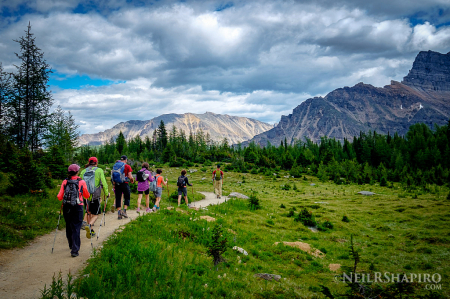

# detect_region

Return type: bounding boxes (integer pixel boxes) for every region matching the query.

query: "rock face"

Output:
[248,51,450,145]
[78,112,273,146]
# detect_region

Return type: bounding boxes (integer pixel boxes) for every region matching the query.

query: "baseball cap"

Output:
[120,155,128,160]
[68,164,80,173]
[89,157,98,163]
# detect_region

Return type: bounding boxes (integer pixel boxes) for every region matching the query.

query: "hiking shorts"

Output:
[87,199,101,215]
[114,183,131,208]
[154,187,162,198]
[138,189,150,195]
[178,187,187,196]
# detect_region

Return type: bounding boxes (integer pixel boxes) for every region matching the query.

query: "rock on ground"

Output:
[254,273,281,281]
[228,192,249,199]
[329,264,341,271]
[357,191,376,196]
[274,241,325,258]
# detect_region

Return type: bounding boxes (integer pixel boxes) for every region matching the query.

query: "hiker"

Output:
[153,168,167,211]
[80,157,109,239]
[136,162,154,213]
[212,164,224,199]
[177,169,193,207]
[111,155,134,219]
[57,164,90,257]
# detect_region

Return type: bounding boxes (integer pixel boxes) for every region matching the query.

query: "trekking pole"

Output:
[51,203,63,253]
[97,194,109,241]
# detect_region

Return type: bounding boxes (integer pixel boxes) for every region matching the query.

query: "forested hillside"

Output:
[76,120,450,188]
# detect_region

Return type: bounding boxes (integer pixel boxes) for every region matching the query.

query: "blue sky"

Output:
[0,0,449,134]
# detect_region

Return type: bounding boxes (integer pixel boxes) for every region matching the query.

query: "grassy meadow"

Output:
[39,165,449,298]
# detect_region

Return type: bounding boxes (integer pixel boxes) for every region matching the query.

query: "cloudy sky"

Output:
[1,0,449,134]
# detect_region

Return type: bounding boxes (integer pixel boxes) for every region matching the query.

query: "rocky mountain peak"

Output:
[402,50,450,92]
[247,50,450,145]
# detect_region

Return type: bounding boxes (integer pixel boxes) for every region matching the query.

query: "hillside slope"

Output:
[248,50,450,145]
[79,112,274,145]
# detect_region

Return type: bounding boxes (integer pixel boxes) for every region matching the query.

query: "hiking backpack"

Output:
[150,174,159,192]
[177,176,185,187]
[112,161,126,184]
[63,178,82,207]
[84,167,102,200]
[136,169,149,182]
[84,167,98,193]
[214,170,222,181]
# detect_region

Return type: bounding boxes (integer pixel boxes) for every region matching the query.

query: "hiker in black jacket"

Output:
[177,169,193,207]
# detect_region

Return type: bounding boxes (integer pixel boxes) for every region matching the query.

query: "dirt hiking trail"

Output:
[0,192,227,299]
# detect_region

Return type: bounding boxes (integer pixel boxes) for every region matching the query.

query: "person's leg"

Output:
[183,187,188,205]
[137,193,143,212]
[121,184,131,218]
[71,205,83,256]
[218,180,223,198]
[145,193,150,209]
[214,180,219,197]
[115,185,122,219]
[124,184,131,209]
[177,192,182,206]
[63,209,72,250]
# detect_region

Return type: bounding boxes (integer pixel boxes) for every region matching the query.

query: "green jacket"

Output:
[80,166,109,195]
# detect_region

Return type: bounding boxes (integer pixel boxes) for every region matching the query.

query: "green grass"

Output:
[0,172,63,249]
[39,165,449,298]
[2,165,447,298]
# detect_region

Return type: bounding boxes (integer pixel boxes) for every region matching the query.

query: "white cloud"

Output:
[0,0,449,135]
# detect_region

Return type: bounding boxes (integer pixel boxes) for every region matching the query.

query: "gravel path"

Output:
[0,192,227,299]
[0,210,132,299]
[190,192,228,208]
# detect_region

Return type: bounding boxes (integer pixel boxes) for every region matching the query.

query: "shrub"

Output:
[287,209,295,217]
[380,176,388,186]
[279,204,286,209]
[206,224,227,268]
[342,215,350,222]
[248,193,261,210]
[318,220,334,231]
[280,183,291,190]
[294,208,317,227]
[8,148,45,195]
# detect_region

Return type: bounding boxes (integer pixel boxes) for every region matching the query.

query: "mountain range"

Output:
[79,50,450,147]
[247,50,450,145]
[78,112,274,146]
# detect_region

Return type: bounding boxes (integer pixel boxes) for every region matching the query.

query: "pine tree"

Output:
[116,131,126,154]
[0,63,12,135]
[156,120,168,151]
[6,23,53,151]
[44,106,79,163]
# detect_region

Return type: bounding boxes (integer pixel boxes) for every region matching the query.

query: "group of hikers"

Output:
[56,155,224,257]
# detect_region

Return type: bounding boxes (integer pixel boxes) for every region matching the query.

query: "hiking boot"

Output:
[81,221,88,229]
[71,252,79,257]
[146,208,151,213]
[136,207,140,213]
[90,230,96,238]
[85,226,91,239]
[118,214,122,220]
[121,210,128,218]
[152,207,157,212]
